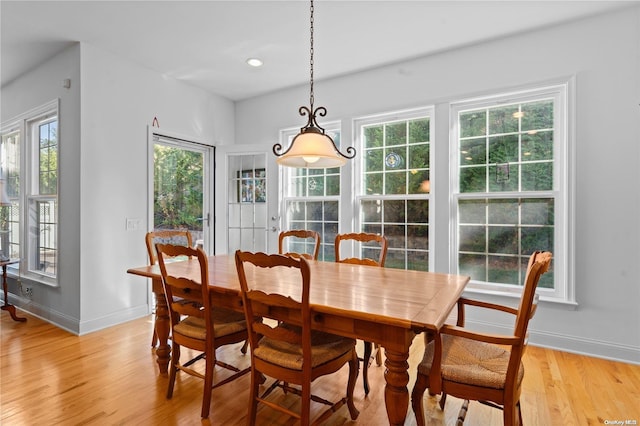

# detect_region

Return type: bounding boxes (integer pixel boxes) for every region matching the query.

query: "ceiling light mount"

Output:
[273,0,355,168]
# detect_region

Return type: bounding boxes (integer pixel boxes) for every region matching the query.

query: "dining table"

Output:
[127,253,469,425]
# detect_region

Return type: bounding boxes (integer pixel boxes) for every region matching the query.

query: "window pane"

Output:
[365,149,384,172]
[409,118,430,144]
[489,105,519,134]
[384,200,405,223]
[460,111,486,138]
[358,110,431,271]
[386,122,406,146]
[522,162,553,191]
[38,120,58,196]
[521,100,553,131]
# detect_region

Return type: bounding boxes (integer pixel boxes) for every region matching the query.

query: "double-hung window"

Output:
[354,108,433,271]
[280,123,341,261]
[0,99,59,285]
[451,84,572,302]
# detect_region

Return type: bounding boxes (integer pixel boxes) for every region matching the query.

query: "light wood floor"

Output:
[2,311,639,425]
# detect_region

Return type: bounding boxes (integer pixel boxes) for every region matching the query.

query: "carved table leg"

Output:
[152,278,170,376]
[384,348,410,426]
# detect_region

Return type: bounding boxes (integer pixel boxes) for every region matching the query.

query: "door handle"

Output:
[197,213,210,226]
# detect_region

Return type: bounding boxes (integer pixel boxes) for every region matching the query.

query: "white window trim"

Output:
[353,106,435,268]
[1,99,60,287]
[449,80,576,305]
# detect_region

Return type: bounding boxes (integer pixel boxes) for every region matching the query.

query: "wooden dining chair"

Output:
[411,251,553,426]
[157,244,250,419]
[145,229,193,347]
[278,229,321,260]
[235,251,360,425]
[334,232,388,395]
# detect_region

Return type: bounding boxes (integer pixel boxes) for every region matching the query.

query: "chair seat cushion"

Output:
[173,308,246,340]
[255,326,356,370]
[418,334,524,390]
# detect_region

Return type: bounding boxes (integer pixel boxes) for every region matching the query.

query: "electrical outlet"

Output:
[24,287,33,298]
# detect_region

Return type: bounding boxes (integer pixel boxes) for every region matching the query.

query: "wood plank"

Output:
[3,311,639,425]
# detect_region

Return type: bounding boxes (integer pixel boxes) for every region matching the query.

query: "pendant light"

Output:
[273,0,355,168]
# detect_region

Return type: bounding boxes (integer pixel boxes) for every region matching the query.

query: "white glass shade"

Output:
[276,131,347,169]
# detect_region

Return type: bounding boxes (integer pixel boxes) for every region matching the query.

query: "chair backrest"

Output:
[145,229,193,265]
[278,230,321,260]
[235,251,312,371]
[156,244,210,335]
[335,232,388,267]
[514,251,553,339]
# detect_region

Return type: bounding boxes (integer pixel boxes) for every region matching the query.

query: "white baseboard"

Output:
[465,319,640,365]
[9,294,149,336]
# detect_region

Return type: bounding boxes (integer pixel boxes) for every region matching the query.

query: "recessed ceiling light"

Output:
[246,58,263,67]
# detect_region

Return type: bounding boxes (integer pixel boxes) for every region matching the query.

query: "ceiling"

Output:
[1,1,634,101]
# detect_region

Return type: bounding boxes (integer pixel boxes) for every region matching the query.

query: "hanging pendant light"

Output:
[273,0,355,168]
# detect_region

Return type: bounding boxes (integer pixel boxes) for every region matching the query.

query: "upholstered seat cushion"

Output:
[418,334,524,390]
[173,308,247,340]
[254,325,356,370]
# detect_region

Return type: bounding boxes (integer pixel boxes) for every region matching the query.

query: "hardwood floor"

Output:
[2,311,639,425]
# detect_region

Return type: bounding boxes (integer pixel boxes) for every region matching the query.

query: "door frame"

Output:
[146,126,215,252]
[215,144,279,255]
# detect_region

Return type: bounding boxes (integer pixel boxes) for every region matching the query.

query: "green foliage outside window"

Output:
[153,145,203,230]
[457,99,555,288]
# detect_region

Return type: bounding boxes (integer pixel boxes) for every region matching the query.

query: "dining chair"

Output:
[145,229,193,347]
[156,244,250,419]
[235,250,360,425]
[411,251,553,426]
[334,232,388,395]
[278,229,321,260]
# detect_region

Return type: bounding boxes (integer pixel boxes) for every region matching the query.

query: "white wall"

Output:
[1,42,235,334]
[1,44,83,330]
[78,43,234,333]
[235,7,640,363]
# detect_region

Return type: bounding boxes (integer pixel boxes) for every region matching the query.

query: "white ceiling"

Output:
[1,0,634,101]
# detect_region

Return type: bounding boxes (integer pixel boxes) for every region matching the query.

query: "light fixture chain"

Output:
[309,0,314,110]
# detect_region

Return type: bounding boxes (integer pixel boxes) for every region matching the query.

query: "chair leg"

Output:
[301,379,312,426]
[411,373,429,426]
[346,351,360,420]
[363,341,372,395]
[167,344,179,399]
[240,339,249,354]
[375,343,382,366]
[247,368,260,425]
[201,348,214,419]
[517,400,523,426]
[456,400,469,425]
[503,400,518,426]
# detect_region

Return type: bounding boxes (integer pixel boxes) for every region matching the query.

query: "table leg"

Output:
[384,348,410,425]
[152,279,170,376]
[1,264,26,322]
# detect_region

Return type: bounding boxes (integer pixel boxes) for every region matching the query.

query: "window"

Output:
[451,84,572,302]
[355,108,433,271]
[0,99,59,285]
[280,124,341,261]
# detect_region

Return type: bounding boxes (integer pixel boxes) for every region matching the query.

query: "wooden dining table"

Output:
[127,254,469,425]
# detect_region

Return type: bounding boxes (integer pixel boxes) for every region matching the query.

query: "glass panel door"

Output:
[227,153,268,253]
[150,132,213,251]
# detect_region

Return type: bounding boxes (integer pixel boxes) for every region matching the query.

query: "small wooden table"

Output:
[1,259,26,322]
[128,254,469,425]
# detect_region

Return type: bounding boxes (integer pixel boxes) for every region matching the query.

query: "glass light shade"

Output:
[276,131,347,169]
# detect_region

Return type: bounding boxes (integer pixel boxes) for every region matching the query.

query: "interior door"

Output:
[148,129,214,252]
[215,145,279,255]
